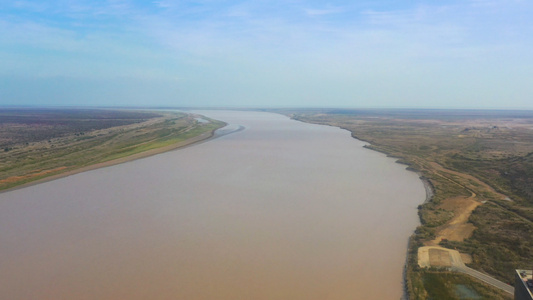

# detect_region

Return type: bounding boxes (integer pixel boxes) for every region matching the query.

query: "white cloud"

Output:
[153,1,173,9]
[2,0,533,107]
[304,6,345,16]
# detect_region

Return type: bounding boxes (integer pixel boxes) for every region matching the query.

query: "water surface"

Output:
[0,111,425,299]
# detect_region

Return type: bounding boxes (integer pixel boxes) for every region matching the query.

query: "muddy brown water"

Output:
[0,111,425,299]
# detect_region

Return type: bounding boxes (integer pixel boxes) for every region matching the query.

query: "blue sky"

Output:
[1,0,532,108]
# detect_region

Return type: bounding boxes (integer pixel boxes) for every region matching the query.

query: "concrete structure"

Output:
[515,270,533,300]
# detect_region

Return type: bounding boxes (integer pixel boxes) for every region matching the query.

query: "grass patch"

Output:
[0,109,225,191]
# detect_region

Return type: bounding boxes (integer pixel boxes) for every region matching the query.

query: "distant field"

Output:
[0,108,225,191]
[271,108,533,299]
[0,109,159,148]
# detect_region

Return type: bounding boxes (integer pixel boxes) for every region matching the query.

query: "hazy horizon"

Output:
[2,105,533,112]
[2,1,533,109]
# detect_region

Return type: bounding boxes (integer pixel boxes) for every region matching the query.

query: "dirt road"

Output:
[418,246,514,295]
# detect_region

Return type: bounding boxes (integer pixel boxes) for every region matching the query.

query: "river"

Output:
[0,110,425,299]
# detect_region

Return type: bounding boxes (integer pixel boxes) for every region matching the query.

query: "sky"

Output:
[1,0,532,109]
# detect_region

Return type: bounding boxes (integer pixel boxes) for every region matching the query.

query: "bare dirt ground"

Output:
[422,160,507,246]
[428,248,453,267]
[418,246,458,269]
[427,196,481,246]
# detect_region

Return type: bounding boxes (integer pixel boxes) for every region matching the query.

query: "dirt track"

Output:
[427,196,481,246]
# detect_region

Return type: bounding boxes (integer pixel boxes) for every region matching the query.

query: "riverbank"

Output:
[2,128,220,194]
[0,109,226,193]
[277,108,525,299]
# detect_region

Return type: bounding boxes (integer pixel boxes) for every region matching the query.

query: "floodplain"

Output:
[0,108,225,192]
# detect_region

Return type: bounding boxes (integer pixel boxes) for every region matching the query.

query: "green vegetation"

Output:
[421,271,509,299]
[268,108,533,299]
[442,202,533,283]
[0,109,225,191]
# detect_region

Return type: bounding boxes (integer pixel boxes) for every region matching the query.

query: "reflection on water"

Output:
[0,111,425,300]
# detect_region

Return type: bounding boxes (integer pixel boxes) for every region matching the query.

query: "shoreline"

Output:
[357,136,432,300]
[290,114,430,300]
[275,111,520,298]
[0,126,222,195]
